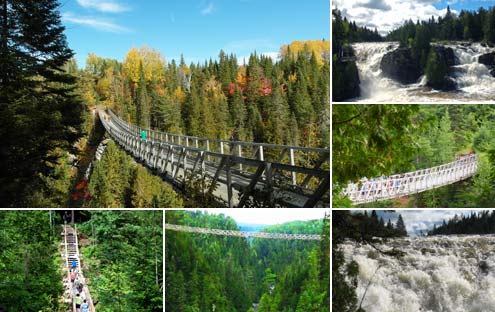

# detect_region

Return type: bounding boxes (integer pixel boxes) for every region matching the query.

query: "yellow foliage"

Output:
[180,63,190,75]
[236,66,247,90]
[205,76,221,94]
[123,46,166,84]
[288,72,297,83]
[123,47,141,84]
[173,86,187,103]
[280,40,330,65]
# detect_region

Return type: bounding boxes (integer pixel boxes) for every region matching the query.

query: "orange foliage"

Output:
[258,77,272,96]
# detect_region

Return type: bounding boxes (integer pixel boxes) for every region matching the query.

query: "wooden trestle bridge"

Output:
[342,154,478,205]
[98,108,330,207]
[165,224,322,240]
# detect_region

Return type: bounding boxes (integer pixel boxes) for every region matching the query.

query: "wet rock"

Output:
[479,261,489,274]
[333,46,360,101]
[478,52,495,66]
[426,77,457,91]
[433,46,457,66]
[380,48,422,84]
[478,52,495,78]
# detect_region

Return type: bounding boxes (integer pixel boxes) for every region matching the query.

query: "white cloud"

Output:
[334,0,454,35]
[77,0,130,13]
[192,208,329,225]
[201,2,215,15]
[62,12,131,33]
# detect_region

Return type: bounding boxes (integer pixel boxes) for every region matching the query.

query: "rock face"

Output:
[425,46,457,91]
[478,52,495,77]
[478,52,495,65]
[380,48,421,84]
[333,46,360,101]
[433,46,457,66]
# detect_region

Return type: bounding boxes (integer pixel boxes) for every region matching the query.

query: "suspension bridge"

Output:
[61,223,95,311]
[98,108,330,207]
[165,223,322,240]
[342,154,478,205]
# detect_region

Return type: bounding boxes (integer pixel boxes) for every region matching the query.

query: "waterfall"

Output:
[340,235,495,312]
[351,41,495,102]
[352,42,406,101]
[448,43,495,97]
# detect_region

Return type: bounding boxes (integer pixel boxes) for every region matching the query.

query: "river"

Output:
[340,235,495,311]
[351,42,495,102]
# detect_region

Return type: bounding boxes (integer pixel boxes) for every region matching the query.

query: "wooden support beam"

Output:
[303,175,330,208]
[174,148,186,179]
[301,153,329,188]
[208,156,227,194]
[226,156,233,208]
[237,164,265,207]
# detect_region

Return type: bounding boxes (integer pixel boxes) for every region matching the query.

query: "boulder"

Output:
[380,48,422,84]
[433,46,457,66]
[478,52,495,66]
[479,261,489,274]
[478,52,495,77]
[426,77,456,91]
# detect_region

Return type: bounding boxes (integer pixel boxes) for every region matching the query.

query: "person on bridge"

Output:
[70,270,76,283]
[75,293,82,311]
[81,299,89,312]
[72,259,77,269]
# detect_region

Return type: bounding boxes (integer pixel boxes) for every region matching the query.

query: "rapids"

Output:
[350,42,495,102]
[340,235,495,312]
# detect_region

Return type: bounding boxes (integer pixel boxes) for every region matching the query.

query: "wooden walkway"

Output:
[62,223,96,312]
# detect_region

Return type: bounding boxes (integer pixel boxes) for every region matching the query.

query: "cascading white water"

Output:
[448,43,495,97]
[352,41,495,102]
[340,235,495,312]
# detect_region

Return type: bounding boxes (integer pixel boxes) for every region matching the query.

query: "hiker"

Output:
[72,259,77,269]
[81,299,89,312]
[77,281,83,294]
[63,211,68,223]
[75,293,82,311]
[70,270,76,283]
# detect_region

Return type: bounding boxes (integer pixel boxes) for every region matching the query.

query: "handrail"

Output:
[108,109,329,153]
[98,109,330,207]
[165,223,322,240]
[342,154,478,205]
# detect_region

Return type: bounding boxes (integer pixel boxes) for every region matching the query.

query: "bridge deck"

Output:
[98,109,330,207]
[342,155,478,205]
[63,224,95,312]
[165,223,322,240]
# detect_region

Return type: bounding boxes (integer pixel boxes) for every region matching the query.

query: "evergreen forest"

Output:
[0,0,329,207]
[165,210,330,312]
[0,210,162,311]
[333,104,495,207]
[429,210,495,235]
[332,5,495,100]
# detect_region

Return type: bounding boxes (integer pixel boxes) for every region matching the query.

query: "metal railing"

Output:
[342,154,478,205]
[165,223,322,240]
[99,109,330,207]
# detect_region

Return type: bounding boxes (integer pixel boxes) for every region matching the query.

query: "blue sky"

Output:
[60,0,329,67]
[334,0,495,36]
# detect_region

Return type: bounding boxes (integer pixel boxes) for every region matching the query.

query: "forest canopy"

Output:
[165,210,330,312]
[333,104,495,208]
